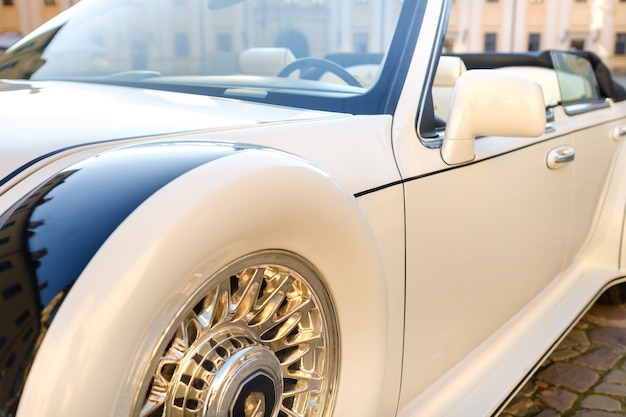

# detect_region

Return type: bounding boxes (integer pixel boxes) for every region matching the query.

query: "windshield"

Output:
[0,0,412,112]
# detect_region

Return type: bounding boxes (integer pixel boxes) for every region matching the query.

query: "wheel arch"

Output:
[17,143,390,417]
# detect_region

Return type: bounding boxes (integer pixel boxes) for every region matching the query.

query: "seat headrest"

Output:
[239,47,296,76]
[497,66,561,107]
[434,56,467,87]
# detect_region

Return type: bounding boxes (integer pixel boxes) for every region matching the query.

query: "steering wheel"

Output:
[277,57,363,88]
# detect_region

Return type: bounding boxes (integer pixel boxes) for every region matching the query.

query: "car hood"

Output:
[0,80,338,185]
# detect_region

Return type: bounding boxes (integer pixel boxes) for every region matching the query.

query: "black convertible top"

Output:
[447,50,626,102]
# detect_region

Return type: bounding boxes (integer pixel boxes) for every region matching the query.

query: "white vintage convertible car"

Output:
[1,0,626,416]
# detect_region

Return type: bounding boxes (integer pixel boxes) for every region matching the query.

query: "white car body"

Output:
[1,0,626,416]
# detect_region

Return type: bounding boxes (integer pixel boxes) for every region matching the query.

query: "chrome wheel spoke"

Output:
[202,280,231,328]
[231,267,265,321]
[249,270,294,326]
[280,405,305,417]
[275,344,310,367]
[282,368,323,395]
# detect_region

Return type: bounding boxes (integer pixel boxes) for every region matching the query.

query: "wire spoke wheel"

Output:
[135,253,339,417]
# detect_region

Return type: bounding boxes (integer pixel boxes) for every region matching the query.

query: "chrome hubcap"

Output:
[137,255,338,417]
[213,343,282,417]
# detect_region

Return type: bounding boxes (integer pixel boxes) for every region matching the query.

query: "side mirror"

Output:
[441,70,546,165]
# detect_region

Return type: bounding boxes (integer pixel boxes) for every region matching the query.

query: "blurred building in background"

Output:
[0,0,625,73]
[447,0,626,73]
[0,0,79,50]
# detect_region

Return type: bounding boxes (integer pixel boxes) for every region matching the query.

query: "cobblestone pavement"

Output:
[500,298,626,417]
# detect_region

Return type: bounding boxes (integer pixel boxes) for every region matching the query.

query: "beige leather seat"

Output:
[497,66,561,107]
[238,47,295,76]
[432,56,467,120]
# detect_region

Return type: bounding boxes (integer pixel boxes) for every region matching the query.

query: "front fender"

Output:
[14,141,389,417]
[0,141,235,416]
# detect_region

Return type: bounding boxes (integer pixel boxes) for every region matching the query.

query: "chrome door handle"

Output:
[613,125,626,141]
[547,146,575,169]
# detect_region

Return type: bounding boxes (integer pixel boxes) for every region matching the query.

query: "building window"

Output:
[174,33,189,57]
[0,260,13,273]
[217,33,232,52]
[2,0,13,5]
[353,32,368,53]
[486,0,498,2]
[528,33,541,51]
[132,40,148,69]
[570,39,585,50]
[484,33,497,51]
[616,33,626,55]
[44,0,55,5]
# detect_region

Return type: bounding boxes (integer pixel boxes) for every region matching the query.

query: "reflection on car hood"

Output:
[0,80,336,185]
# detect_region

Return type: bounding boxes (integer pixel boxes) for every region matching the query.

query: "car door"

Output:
[551,52,626,266]
[398,54,578,404]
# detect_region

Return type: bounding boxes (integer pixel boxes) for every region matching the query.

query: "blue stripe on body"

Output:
[0,141,237,414]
